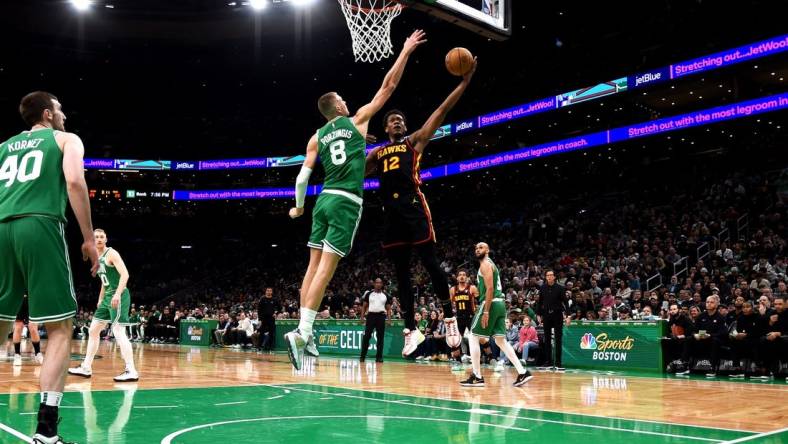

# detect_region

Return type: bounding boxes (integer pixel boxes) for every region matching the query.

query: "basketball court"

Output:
[2,343,787,443]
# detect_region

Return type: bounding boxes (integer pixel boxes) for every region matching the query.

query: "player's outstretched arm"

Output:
[353,29,427,134]
[411,58,477,153]
[289,134,319,219]
[60,132,99,275]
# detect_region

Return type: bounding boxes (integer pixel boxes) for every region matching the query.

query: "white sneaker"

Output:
[68,365,92,378]
[493,360,505,372]
[113,369,139,382]
[34,353,44,365]
[284,329,307,371]
[32,433,71,443]
[305,335,320,357]
[13,354,22,367]
[402,328,425,357]
[461,354,472,364]
[444,317,461,348]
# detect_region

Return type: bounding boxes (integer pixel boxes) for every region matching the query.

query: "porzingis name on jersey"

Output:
[376,144,407,159]
[7,138,44,153]
[320,128,354,146]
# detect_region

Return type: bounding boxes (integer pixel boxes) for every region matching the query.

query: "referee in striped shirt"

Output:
[360,278,392,363]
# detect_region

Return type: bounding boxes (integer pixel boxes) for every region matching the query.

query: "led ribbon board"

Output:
[172,93,788,200]
[87,34,787,172]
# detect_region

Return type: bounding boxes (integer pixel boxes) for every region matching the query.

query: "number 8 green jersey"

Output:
[0,128,67,222]
[317,116,366,198]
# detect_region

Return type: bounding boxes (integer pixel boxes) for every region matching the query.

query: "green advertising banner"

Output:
[179,319,219,346]
[563,320,666,372]
[274,319,405,359]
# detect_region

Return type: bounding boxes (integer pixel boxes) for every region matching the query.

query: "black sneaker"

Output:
[513,370,533,387]
[460,373,485,387]
[359,356,366,363]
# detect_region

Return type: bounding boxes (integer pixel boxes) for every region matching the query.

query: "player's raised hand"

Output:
[82,240,99,276]
[462,57,478,83]
[365,133,378,144]
[289,207,305,219]
[403,29,427,54]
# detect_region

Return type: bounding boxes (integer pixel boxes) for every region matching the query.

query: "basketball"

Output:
[445,47,474,76]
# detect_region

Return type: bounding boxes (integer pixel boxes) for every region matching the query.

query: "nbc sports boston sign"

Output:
[579,332,635,362]
[564,321,666,372]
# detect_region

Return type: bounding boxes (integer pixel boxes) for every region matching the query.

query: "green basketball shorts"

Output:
[0,216,77,323]
[307,189,363,258]
[470,299,507,337]
[94,289,131,325]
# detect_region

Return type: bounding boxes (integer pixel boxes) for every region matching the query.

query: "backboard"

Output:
[400,0,512,40]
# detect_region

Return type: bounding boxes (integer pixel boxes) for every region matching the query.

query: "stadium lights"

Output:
[250,0,267,10]
[291,0,316,6]
[71,0,92,11]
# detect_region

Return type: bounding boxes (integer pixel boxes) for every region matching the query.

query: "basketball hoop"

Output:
[337,0,404,63]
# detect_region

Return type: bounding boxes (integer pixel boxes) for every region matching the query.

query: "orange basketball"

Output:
[445,47,474,76]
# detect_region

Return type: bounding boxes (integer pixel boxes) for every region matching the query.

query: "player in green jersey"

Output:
[284,30,426,370]
[68,229,138,382]
[0,91,99,444]
[460,242,533,388]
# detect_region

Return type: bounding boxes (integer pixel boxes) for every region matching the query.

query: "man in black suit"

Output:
[536,270,568,371]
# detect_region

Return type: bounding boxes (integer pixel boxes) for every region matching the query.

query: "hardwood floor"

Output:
[2,340,786,434]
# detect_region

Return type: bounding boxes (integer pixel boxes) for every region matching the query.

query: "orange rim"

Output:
[342,0,406,13]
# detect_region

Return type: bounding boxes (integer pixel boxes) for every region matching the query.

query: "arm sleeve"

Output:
[295,165,313,208]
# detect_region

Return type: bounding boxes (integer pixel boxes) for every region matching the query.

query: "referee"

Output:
[537,269,568,371]
[360,278,392,363]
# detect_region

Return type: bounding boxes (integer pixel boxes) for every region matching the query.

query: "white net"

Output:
[337,0,403,63]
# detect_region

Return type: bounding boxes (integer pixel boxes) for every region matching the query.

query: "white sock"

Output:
[469,335,482,378]
[496,337,526,375]
[298,308,317,338]
[41,391,62,407]
[112,323,136,373]
[83,321,103,369]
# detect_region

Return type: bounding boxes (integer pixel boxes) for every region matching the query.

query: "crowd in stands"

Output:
[64,151,787,377]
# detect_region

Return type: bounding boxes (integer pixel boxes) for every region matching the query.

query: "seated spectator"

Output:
[214,313,230,347]
[499,318,520,366]
[756,296,787,378]
[730,301,759,372]
[663,303,694,372]
[680,295,727,377]
[517,315,539,364]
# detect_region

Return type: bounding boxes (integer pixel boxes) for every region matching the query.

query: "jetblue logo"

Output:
[631,69,668,89]
[176,162,196,170]
[635,72,661,86]
[454,120,475,133]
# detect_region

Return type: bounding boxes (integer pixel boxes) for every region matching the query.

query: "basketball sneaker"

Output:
[35,353,44,365]
[460,373,485,387]
[401,328,425,357]
[305,335,320,357]
[493,360,505,372]
[32,434,76,444]
[67,365,92,378]
[444,317,461,347]
[513,370,534,387]
[284,329,307,370]
[461,354,471,364]
[113,369,139,382]
[13,354,22,367]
